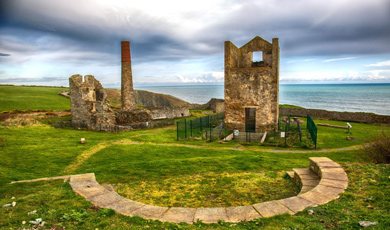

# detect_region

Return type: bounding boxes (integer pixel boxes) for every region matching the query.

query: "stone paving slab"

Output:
[130,204,169,220]
[298,190,334,205]
[278,196,314,213]
[314,161,342,169]
[106,198,145,216]
[87,191,125,208]
[194,207,229,223]
[293,168,314,175]
[252,200,294,217]
[309,157,333,162]
[311,185,345,198]
[69,180,101,190]
[73,183,111,198]
[318,168,347,178]
[321,171,348,181]
[319,179,348,189]
[70,173,95,182]
[299,185,316,194]
[298,174,320,181]
[292,168,320,187]
[301,178,320,187]
[160,207,196,224]
[226,205,261,222]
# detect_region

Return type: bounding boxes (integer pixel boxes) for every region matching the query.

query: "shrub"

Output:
[364,131,390,163]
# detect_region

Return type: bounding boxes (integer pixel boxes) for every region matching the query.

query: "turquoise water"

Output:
[135,84,390,115]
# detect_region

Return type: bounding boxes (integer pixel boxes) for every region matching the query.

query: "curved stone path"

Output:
[67,157,348,224]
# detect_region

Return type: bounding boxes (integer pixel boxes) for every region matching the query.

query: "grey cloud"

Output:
[0,76,68,83]
[1,0,390,80]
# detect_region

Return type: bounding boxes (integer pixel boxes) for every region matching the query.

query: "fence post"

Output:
[190,120,193,137]
[176,121,179,141]
[307,113,317,149]
[209,121,212,142]
[184,119,187,139]
[285,118,288,147]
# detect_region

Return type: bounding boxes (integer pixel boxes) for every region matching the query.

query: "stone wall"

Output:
[215,102,224,114]
[224,36,279,132]
[150,106,190,120]
[69,75,115,128]
[280,107,390,124]
[115,109,152,125]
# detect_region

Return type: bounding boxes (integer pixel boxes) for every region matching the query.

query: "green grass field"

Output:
[0,85,70,112]
[0,86,389,229]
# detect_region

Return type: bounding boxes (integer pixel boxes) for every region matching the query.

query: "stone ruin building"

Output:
[69,41,190,131]
[224,36,279,133]
[69,75,116,128]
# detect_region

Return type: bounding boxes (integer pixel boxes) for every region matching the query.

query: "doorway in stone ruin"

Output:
[245,108,256,132]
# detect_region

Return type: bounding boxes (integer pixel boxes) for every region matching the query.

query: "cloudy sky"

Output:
[1,0,390,87]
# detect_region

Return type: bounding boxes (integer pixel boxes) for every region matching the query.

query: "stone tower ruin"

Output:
[224,36,279,132]
[69,74,115,127]
[121,41,135,111]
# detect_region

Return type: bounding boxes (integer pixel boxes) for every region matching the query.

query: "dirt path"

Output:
[62,141,110,174]
[63,136,364,174]
[114,139,365,153]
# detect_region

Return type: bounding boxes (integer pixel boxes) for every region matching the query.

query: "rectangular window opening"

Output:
[252,51,263,62]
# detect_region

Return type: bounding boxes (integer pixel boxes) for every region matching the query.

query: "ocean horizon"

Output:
[134,83,390,115]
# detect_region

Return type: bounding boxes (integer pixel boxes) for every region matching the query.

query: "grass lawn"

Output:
[0,85,70,112]
[1,122,389,229]
[0,85,389,229]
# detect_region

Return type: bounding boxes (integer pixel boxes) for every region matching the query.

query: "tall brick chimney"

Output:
[121,41,135,111]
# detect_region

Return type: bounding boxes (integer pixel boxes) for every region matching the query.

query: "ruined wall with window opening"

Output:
[224,36,279,132]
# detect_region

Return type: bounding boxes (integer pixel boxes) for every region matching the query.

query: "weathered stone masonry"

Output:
[121,41,135,111]
[69,75,116,127]
[224,36,279,132]
[69,41,190,131]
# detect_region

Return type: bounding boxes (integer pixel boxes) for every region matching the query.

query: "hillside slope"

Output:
[105,89,190,109]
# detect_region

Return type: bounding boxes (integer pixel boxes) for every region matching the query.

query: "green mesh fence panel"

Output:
[307,113,318,149]
[176,113,224,141]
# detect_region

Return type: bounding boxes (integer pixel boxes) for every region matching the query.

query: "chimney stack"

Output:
[121,41,135,111]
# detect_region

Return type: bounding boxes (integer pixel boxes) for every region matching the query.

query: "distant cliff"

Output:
[105,89,190,108]
[134,90,190,107]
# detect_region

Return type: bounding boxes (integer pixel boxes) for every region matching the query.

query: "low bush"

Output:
[364,131,390,163]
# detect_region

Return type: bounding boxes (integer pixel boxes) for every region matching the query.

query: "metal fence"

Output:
[177,113,317,149]
[274,116,303,147]
[176,113,226,141]
[307,114,318,149]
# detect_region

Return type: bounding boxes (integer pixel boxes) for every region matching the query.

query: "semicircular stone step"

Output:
[292,168,320,194]
[68,156,348,224]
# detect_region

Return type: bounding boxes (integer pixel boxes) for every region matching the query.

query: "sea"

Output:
[134,84,390,115]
